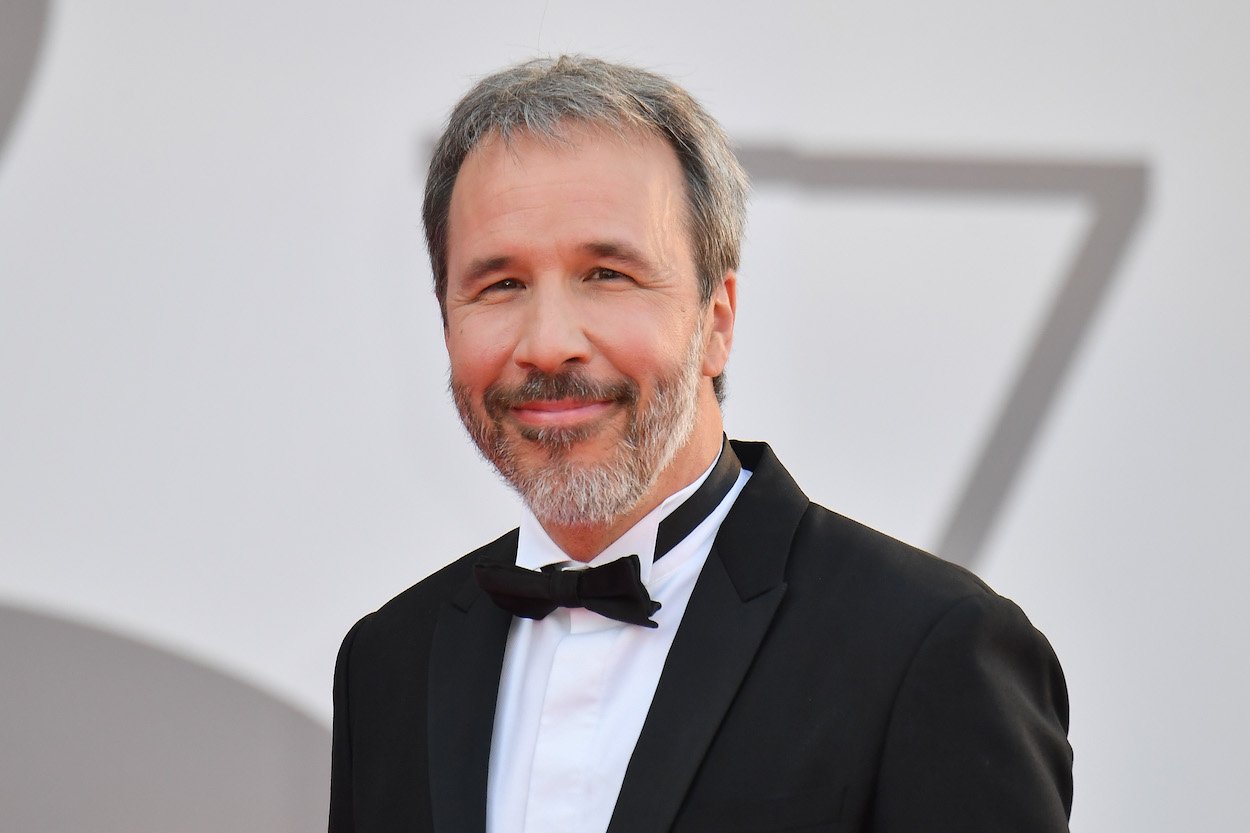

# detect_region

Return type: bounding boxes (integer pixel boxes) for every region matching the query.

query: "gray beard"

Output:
[452,327,703,527]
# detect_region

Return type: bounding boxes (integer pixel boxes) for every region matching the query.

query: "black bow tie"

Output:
[475,555,661,627]
[475,438,743,628]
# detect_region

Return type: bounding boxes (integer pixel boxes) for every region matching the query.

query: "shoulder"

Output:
[342,527,518,652]
[794,501,990,607]
[771,499,1060,683]
[795,500,1036,631]
[726,438,1023,636]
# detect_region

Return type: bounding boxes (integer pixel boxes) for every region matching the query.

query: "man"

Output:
[329,56,1072,833]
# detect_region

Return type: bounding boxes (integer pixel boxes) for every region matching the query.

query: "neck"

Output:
[542,417,725,562]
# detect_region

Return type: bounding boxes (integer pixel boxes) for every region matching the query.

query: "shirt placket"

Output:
[522,609,622,833]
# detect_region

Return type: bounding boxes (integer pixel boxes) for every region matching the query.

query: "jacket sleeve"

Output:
[871,592,1073,832]
[328,616,368,833]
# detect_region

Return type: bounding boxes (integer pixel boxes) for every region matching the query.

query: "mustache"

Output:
[482,370,638,420]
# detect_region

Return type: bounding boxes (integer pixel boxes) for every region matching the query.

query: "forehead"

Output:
[445,122,692,275]
[461,120,682,191]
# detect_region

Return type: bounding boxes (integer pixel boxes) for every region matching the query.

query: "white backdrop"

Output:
[2,1,1247,831]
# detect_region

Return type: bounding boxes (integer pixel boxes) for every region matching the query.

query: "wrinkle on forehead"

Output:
[451,122,694,266]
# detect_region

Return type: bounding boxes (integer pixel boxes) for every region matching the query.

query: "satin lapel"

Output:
[427,531,517,833]
[607,441,809,833]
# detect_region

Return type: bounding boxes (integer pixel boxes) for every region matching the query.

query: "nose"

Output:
[512,286,591,374]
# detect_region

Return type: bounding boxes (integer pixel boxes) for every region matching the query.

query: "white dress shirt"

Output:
[485,458,751,833]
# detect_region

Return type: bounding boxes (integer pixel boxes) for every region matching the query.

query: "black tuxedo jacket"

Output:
[329,440,1072,833]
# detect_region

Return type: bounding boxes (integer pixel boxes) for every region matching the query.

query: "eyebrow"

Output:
[579,240,653,272]
[461,255,514,285]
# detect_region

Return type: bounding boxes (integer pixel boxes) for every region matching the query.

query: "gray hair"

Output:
[422,55,749,402]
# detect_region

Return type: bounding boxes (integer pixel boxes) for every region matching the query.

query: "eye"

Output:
[480,277,523,295]
[587,267,632,283]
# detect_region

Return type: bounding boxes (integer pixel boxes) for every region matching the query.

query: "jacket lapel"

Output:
[427,531,517,833]
[607,441,810,833]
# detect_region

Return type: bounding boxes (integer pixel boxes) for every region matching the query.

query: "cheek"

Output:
[447,320,515,388]
[604,330,689,383]
[451,350,503,393]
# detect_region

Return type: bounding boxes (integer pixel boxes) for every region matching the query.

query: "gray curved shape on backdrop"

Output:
[735,148,1149,567]
[0,0,50,168]
[0,603,330,833]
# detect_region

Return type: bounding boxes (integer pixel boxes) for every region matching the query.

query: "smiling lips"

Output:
[511,397,617,429]
[482,370,639,432]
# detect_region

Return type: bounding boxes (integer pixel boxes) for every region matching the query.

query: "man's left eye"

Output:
[588,268,630,282]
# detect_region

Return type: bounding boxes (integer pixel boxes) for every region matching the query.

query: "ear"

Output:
[701,271,737,378]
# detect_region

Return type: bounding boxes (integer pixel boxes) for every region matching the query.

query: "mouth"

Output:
[482,371,639,437]
[510,397,617,430]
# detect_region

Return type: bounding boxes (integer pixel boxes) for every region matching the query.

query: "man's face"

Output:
[443,123,731,527]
